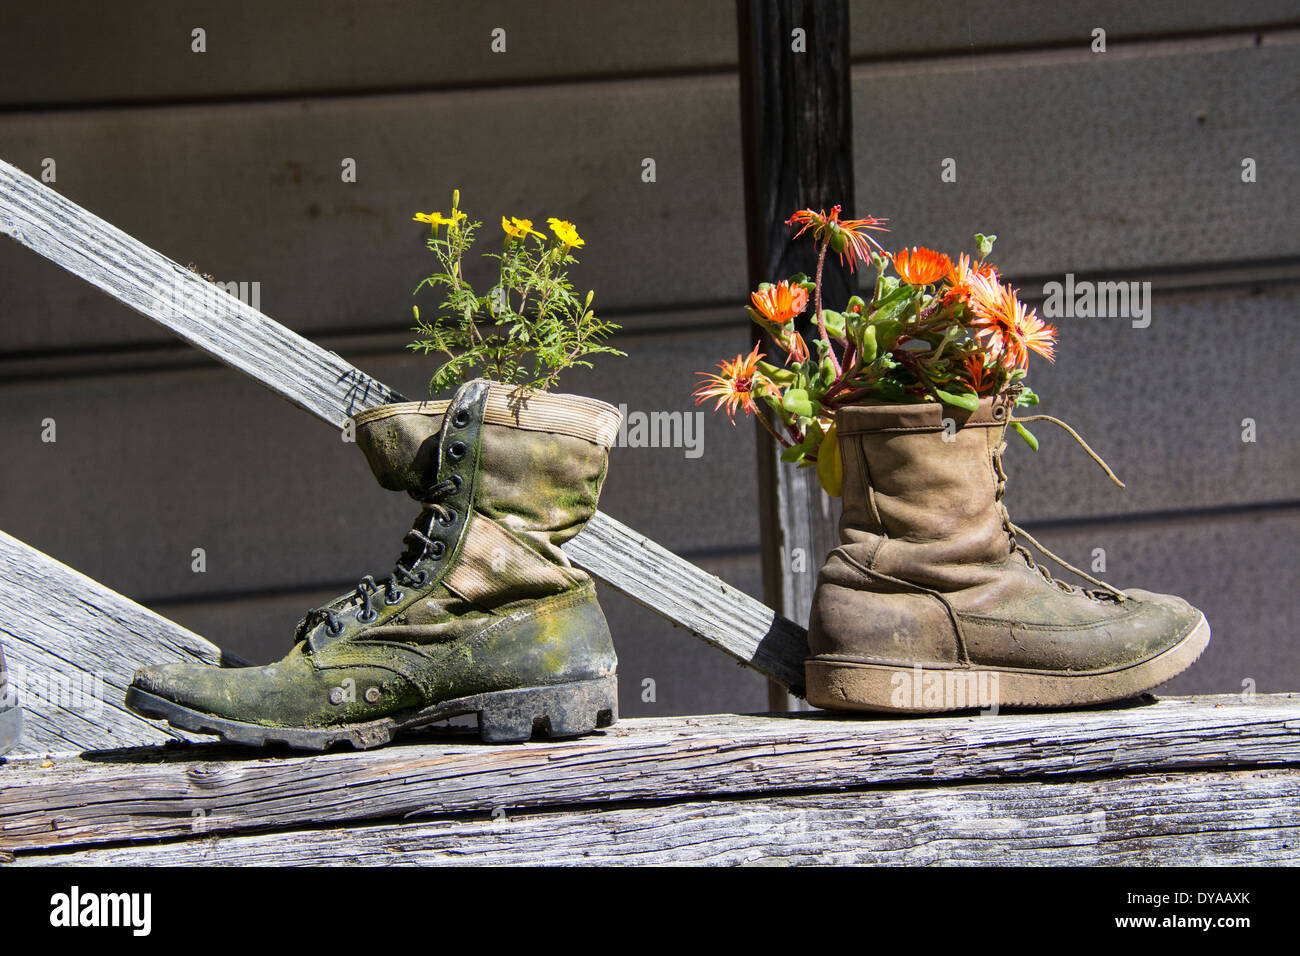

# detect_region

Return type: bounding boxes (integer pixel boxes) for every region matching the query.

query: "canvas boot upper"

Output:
[129,379,622,747]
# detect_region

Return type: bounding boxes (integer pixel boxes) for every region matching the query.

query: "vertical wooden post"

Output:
[737,0,856,710]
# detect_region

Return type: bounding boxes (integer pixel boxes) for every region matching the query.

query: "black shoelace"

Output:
[315,477,460,636]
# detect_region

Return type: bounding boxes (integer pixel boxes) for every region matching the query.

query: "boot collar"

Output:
[836,396,1012,435]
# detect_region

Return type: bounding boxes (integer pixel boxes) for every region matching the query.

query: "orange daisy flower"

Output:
[967,279,1056,371]
[962,353,997,395]
[944,253,998,303]
[693,344,779,421]
[893,247,953,286]
[786,205,889,272]
[750,280,809,325]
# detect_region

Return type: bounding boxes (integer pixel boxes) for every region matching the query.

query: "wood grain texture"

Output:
[0,158,808,688]
[2,694,1296,852]
[13,767,1297,866]
[0,530,222,754]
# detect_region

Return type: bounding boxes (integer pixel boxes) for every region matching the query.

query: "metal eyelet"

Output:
[413,568,431,584]
[428,541,446,560]
[448,440,467,460]
[356,607,378,623]
[452,409,470,428]
[992,404,1007,421]
[326,620,344,636]
[384,590,404,606]
[437,508,457,527]
[448,474,463,490]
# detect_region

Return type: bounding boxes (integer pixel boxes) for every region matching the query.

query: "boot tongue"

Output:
[353,404,452,493]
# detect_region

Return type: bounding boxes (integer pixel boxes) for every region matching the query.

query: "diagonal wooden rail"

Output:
[0,531,223,753]
[0,158,809,692]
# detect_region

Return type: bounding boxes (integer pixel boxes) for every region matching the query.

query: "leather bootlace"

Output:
[314,477,460,637]
[993,413,1128,602]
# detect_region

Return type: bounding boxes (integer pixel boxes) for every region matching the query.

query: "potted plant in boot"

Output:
[696,206,1209,714]
[129,193,627,749]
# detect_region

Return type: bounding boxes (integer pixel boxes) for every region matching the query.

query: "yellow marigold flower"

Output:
[547,217,585,248]
[502,216,543,240]
[413,210,466,229]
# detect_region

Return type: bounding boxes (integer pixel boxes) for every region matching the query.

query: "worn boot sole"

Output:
[806,612,1211,713]
[0,704,21,755]
[125,675,618,751]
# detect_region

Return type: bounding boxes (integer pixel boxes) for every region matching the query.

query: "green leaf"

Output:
[872,319,904,352]
[781,388,814,418]
[856,324,878,363]
[756,360,796,386]
[933,386,980,411]
[1011,420,1039,451]
[821,309,846,340]
[816,425,842,498]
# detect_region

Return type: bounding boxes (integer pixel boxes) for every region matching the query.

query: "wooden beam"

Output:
[0,157,809,693]
[3,694,1296,852]
[0,530,224,754]
[14,768,1297,866]
[738,0,856,709]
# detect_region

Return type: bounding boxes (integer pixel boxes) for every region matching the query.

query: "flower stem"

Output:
[756,408,791,447]
[814,238,842,376]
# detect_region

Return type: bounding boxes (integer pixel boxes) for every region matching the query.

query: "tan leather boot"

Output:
[807,396,1209,713]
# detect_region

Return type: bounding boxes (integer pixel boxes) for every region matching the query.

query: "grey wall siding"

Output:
[0,2,1295,714]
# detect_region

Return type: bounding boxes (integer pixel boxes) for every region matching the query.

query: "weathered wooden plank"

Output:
[850,36,1300,280]
[0,531,223,754]
[12,767,1297,866]
[0,1,739,108]
[0,158,809,690]
[849,1,1300,61]
[2,695,1296,852]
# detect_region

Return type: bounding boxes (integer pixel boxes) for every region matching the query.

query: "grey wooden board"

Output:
[850,1,1300,61]
[1,0,1294,107]
[0,530,221,754]
[12,767,1298,866]
[851,35,1300,280]
[2,38,1297,356]
[0,1,740,108]
[2,695,1297,852]
[0,158,810,691]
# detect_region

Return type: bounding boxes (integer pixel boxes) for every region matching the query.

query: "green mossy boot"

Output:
[128,379,622,749]
[0,640,21,755]
[806,397,1210,713]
